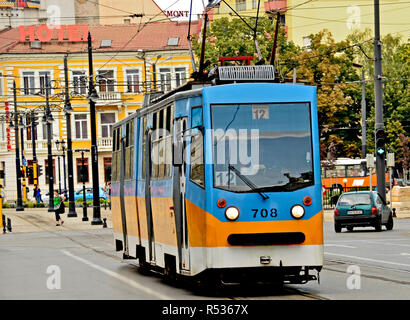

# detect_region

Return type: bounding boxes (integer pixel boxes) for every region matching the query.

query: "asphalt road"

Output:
[0,220,409,301]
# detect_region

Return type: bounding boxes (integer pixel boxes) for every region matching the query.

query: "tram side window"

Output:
[141,117,146,179]
[150,105,173,180]
[190,106,204,187]
[125,121,134,180]
[111,128,119,182]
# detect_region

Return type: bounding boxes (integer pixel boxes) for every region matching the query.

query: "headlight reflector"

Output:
[291,205,305,219]
[225,206,240,221]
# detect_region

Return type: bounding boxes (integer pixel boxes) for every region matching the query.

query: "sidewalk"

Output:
[0,207,112,233]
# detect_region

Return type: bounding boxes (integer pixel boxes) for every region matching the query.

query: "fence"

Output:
[322,186,371,210]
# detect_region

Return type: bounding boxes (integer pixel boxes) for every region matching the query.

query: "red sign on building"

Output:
[19,25,89,43]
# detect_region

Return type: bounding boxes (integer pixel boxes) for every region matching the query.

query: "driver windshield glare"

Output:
[211,103,314,192]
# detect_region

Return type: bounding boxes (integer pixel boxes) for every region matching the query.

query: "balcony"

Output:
[96,91,122,106]
[264,0,287,12]
[97,137,113,151]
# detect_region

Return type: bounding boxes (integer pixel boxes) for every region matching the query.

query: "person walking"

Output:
[36,187,43,203]
[53,190,65,226]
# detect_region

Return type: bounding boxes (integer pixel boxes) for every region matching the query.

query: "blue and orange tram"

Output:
[111,67,323,286]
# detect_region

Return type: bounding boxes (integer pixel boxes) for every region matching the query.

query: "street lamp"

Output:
[43,73,55,212]
[87,31,102,225]
[75,149,89,222]
[12,81,24,211]
[55,140,67,195]
[63,55,77,218]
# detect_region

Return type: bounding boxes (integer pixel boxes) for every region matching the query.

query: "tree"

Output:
[348,30,410,161]
[282,30,360,158]
[192,16,299,73]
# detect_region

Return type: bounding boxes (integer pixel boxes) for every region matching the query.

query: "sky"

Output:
[153,0,208,21]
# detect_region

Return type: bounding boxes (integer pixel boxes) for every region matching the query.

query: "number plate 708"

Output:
[252,208,278,218]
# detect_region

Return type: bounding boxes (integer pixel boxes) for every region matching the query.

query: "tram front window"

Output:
[211,103,314,192]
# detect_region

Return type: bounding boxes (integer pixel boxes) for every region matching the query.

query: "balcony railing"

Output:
[97,137,113,151]
[97,91,121,101]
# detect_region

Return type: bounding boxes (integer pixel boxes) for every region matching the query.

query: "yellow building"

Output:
[0,22,198,201]
[209,1,410,46]
[284,0,410,46]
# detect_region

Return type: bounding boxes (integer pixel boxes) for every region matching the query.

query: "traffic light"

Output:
[375,128,386,156]
[26,166,33,181]
[37,165,43,177]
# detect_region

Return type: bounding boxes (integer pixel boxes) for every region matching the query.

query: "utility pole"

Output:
[20,116,27,203]
[373,0,386,201]
[31,111,38,201]
[87,32,102,225]
[361,69,367,159]
[13,81,24,211]
[64,55,77,217]
[45,74,54,212]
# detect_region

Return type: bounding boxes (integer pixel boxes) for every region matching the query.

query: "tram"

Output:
[111,65,323,285]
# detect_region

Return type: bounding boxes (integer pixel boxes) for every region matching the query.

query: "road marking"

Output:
[61,249,172,300]
[400,253,410,256]
[324,244,356,249]
[324,252,410,268]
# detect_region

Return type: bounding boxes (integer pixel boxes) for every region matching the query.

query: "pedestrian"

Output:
[36,186,42,203]
[53,190,65,226]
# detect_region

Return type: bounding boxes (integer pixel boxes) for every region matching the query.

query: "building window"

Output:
[104,157,112,183]
[73,71,87,95]
[159,68,171,92]
[26,115,37,141]
[44,159,55,185]
[126,69,140,93]
[76,158,89,183]
[74,114,88,139]
[39,71,51,95]
[42,122,53,141]
[175,67,187,87]
[236,0,246,11]
[252,0,258,9]
[100,113,115,138]
[23,72,35,95]
[98,70,115,92]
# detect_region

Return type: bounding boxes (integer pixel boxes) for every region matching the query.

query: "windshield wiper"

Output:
[228,165,269,200]
[252,180,313,193]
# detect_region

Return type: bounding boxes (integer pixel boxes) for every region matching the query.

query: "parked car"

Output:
[42,188,107,204]
[334,191,393,232]
[74,187,107,201]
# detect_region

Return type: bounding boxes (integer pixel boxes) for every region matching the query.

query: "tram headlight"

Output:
[225,206,240,221]
[290,205,305,219]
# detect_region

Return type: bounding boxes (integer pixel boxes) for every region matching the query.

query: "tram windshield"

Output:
[211,103,314,192]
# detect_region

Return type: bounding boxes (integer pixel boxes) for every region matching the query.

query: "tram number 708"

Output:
[252,208,278,218]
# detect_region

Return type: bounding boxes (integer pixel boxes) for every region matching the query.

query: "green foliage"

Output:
[192,16,299,70]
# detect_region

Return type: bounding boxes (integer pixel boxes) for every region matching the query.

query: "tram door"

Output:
[145,129,155,263]
[120,129,129,257]
[173,117,190,271]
